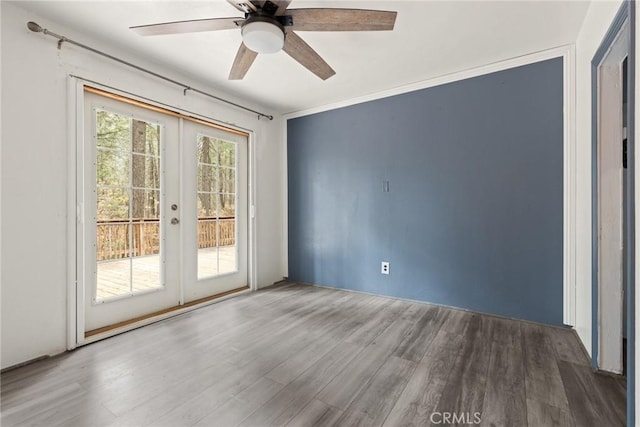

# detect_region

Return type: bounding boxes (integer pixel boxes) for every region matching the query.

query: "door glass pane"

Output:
[219,218,236,274]
[198,245,219,279]
[132,222,161,293]
[197,192,216,217]
[132,154,160,189]
[196,135,237,279]
[218,141,236,168]
[198,164,217,193]
[197,136,218,165]
[96,224,131,300]
[97,188,129,221]
[219,194,235,218]
[132,122,160,155]
[97,149,129,187]
[131,189,161,219]
[218,167,235,194]
[96,111,130,150]
[95,112,163,301]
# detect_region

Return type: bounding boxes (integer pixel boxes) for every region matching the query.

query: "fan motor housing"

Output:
[242,15,286,31]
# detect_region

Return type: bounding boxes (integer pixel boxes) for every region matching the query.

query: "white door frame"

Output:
[596,20,630,374]
[66,77,257,348]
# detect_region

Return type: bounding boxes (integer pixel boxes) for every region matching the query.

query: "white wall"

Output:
[574,0,624,357]
[0,2,284,369]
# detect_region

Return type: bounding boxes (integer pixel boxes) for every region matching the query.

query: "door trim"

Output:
[67,77,257,347]
[84,86,249,137]
[591,2,631,375]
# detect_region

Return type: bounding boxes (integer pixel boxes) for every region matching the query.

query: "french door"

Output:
[181,120,248,302]
[82,88,248,333]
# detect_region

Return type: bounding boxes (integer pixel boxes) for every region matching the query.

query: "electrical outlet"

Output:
[381,261,390,275]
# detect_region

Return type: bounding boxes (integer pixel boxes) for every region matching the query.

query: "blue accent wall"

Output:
[288,58,564,326]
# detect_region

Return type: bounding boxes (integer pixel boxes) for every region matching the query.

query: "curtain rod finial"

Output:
[27,22,44,33]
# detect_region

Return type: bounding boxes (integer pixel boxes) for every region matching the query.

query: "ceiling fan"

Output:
[130,0,397,81]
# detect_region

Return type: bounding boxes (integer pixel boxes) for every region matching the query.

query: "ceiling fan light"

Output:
[241,21,284,54]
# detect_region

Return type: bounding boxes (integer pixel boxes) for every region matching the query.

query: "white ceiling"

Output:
[13,0,590,114]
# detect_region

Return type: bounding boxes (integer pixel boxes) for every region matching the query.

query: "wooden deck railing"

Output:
[97,217,235,261]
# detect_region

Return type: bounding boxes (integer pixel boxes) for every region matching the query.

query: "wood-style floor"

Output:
[1,283,626,426]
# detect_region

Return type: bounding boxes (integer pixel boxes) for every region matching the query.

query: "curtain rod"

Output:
[26,21,274,121]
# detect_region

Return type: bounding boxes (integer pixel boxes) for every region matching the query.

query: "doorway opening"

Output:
[594,18,631,376]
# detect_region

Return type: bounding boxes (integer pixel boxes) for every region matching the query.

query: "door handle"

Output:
[171,218,180,225]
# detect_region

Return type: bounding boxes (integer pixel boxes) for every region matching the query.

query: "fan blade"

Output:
[288,9,397,31]
[229,43,258,80]
[283,31,335,80]
[227,0,257,14]
[131,17,241,36]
